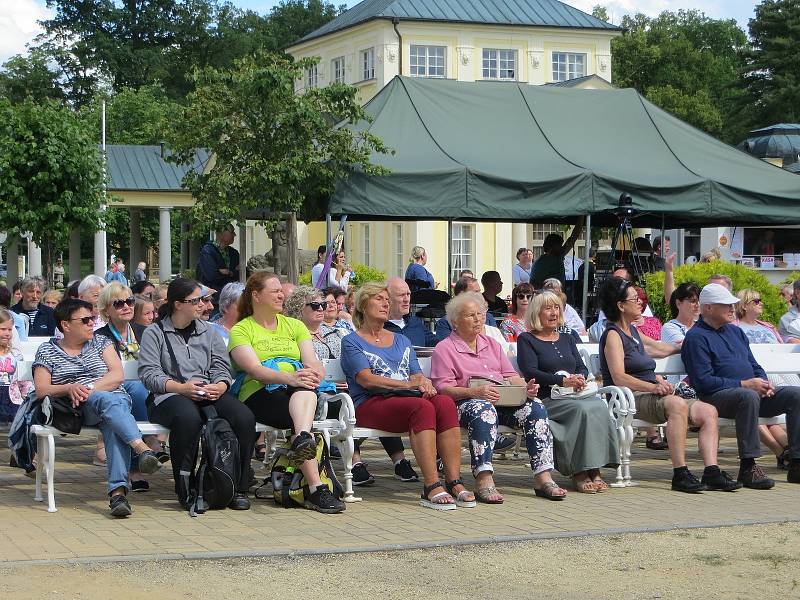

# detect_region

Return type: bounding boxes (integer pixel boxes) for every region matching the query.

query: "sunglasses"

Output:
[306,301,329,311]
[70,316,94,325]
[516,293,533,300]
[201,295,214,303]
[178,296,203,305]
[112,297,136,309]
[751,298,762,305]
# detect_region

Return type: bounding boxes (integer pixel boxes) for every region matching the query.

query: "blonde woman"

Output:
[42,289,63,308]
[404,246,435,292]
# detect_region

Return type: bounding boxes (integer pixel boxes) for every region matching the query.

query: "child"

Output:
[0,309,32,423]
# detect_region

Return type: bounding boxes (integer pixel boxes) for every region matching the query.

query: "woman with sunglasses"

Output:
[499,283,534,342]
[138,278,256,510]
[661,283,702,344]
[97,282,164,491]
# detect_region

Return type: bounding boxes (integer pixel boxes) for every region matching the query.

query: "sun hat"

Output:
[699,283,739,305]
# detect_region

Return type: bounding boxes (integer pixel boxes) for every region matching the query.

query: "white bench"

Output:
[20,360,358,512]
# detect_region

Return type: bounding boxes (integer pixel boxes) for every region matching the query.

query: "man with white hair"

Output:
[11,277,57,336]
[682,283,800,488]
[384,277,435,347]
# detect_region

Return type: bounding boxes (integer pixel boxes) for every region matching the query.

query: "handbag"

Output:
[468,377,528,407]
[550,380,598,399]
[40,395,83,434]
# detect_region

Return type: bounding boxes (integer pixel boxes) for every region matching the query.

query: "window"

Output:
[482,48,516,80]
[532,223,560,259]
[360,223,371,266]
[393,223,404,277]
[410,45,445,78]
[332,56,346,83]
[450,222,475,283]
[359,48,375,81]
[552,52,586,82]
[305,65,318,89]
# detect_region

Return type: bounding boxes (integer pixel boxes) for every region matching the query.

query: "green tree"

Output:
[0,49,67,104]
[743,0,800,126]
[0,98,105,279]
[263,0,344,50]
[168,52,389,235]
[591,6,609,22]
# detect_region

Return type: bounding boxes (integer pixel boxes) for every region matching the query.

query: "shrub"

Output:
[297,263,387,289]
[643,260,786,325]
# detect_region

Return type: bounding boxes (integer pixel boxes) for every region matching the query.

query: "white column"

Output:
[69,228,81,282]
[7,237,19,283]
[27,237,42,277]
[129,208,141,271]
[94,212,107,276]
[512,223,528,253]
[159,206,172,282]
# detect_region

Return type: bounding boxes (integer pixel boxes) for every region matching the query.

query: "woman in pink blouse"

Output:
[499,283,534,342]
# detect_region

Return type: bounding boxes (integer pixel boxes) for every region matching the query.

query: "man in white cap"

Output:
[682,283,800,489]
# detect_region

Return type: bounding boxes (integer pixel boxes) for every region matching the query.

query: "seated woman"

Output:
[597,277,739,493]
[138,278,256,511]
[211,282,245,345]
[634,287,662,341]
[96,282,164,491]
[33,298,160,517]
[661,283,701,344]
[516,290,618,494]
[499,283,534,342]
[431,292,566,502]
[341,282,475,510]
[541,278,587,335]
[228,272,345,514]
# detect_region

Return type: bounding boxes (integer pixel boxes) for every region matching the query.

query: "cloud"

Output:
[0,0,52,64]
[569,1,757,28]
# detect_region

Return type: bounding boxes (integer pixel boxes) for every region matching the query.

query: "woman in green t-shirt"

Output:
[229,272,345,514]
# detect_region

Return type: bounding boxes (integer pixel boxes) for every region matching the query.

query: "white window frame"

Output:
[552,52,587,83]
[410,45,446,78]
[450,222,475,283]
[392,223,404,277]
[331,56,346,83]
[482,48,517,80]
[360,223,371,266]
[305,64,318,89]
[359,48,375,81]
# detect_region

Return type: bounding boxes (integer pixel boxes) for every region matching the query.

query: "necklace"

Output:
[367,327,382,342]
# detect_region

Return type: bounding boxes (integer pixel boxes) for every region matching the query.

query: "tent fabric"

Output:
[330,77,800,227]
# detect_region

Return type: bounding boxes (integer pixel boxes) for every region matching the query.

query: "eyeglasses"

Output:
[516,293,533,300]
[201,295,213,304]
[70,316,94,325]
[751,298,762,305]
[306,301,328,311]
[112,297,135,309]
[178,296,202,305]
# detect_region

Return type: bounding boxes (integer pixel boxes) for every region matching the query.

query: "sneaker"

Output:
[109,494,132,517]
[394,458,419,482]
[671,469,706,493]
[738,464,775,490]
[787,461,800,484]
[228,492,251,510]
[304,484,345,514]
[701,470,742,492]
[351,462,375,486]
[136,450,160,475]
[646,436,669,450]
[130,480,150,493]
[494,434,517,453]
[288,431,317,462]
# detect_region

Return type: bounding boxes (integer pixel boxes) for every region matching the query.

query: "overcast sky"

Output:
[2,0,761,64]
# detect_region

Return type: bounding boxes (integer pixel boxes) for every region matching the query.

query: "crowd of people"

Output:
[2,232,798,518]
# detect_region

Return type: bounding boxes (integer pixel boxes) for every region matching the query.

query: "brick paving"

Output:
[1,431,798,565]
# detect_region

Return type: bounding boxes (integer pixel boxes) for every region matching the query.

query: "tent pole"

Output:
[582,213,591,323]
[325,213,332,250]
[660,213,665,258]
[447,220,453,295]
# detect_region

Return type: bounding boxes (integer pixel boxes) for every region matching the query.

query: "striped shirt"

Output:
[33,336,124,392]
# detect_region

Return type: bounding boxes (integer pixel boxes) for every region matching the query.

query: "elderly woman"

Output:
[499,283,534,342]
[139,278,255,511]
[341,282,474,510]
[431,292,565,502]
[661,282,701,344]
[211,282,245,345]
[77,275,108,329]
[42,289,63,309]
[597,276,739,493]
[633,287,662,340]
[517,290,618,493]
[34,298,160,517]
[541,278,586,335]
[228,272,344,514]
[404,246,435,292]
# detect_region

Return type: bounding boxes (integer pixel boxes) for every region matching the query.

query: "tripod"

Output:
[598,194,650,285]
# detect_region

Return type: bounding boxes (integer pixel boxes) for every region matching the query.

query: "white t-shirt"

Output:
[311,263,325,287]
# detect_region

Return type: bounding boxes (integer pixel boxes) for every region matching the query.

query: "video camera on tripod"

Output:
[599,193,654,284]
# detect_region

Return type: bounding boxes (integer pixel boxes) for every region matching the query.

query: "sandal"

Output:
[474,485,504,504]
[534,481,567,501]
[420,481,456,511]
[253,443,267,462]
[646,435,668,450]
[572,476,597,494]
[588,469,609,492]
[445,478,476,508]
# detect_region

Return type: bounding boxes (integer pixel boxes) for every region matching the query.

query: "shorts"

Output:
[632,391,697,425]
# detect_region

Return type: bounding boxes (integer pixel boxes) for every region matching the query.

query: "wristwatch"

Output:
[85,383,95,390]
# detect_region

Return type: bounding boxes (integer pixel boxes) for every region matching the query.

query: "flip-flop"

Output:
[420,481,456,511]
[534,481,567,501]
[446,478,476,508]
[474,485,504,504]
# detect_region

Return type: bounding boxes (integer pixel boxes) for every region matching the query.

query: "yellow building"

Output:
[289,0,620,293]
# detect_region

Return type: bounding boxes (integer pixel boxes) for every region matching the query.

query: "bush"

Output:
[297,263,387,289]
[643,260,786,325]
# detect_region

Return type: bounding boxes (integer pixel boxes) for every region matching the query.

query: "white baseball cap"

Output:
[699,283,739,305]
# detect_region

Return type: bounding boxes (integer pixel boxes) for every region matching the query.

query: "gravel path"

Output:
[2,522,798,599]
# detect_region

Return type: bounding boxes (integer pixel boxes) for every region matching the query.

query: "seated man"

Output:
[778,279,800,343]
[480,271,508,316]
[682,283,800,489]
[384,277,436,347]
[11,277,57,337]
[435,277,496,342]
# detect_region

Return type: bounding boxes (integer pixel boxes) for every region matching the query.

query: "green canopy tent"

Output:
[331,76,800,228]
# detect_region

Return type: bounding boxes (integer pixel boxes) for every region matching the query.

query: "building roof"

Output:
[292,0,619,46]
[546,74,614,89]
[105,145,209,192]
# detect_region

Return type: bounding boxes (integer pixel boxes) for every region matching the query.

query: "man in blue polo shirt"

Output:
[682,283,800,489]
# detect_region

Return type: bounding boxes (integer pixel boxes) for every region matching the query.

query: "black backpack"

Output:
[8,391,40,475]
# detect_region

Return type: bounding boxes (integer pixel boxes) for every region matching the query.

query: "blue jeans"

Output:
[81,390,141,494]
[124,380,149,421]
[458,398,554,476]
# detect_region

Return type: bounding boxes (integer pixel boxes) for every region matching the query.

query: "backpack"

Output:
[7,391,40,474]
[180,405,240,516]
[258,433,343,508]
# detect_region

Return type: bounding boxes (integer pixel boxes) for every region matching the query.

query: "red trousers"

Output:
[355,393,459,434]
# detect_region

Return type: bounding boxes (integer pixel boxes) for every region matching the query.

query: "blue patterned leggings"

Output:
[457,398,554,477]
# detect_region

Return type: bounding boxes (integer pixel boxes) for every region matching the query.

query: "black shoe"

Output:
[228,492,251,510]
[394,458,419,482]
[304,484,345,514]
[351,462,375,486]
[288,431,317,462]
[778,449,788,471]
[155,450,170,464]
[671,469,706,493]
[646,436,669,450]
[494,434,517,453]
[136,450,160,475]
[330,444,342,459]
[738,464,775,489]
[109,494,132,517]
[787,461,800,484]
[131,479,150,493]
[701,470,742,492]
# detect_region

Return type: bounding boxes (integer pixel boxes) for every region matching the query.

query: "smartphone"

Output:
[196,381,207,396]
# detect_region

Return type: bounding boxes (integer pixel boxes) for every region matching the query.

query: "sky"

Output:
[1,0,761,64]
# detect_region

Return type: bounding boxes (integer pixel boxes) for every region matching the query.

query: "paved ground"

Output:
[0,430,798,566]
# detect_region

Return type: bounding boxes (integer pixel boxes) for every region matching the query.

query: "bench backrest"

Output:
[18,360,139,382]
